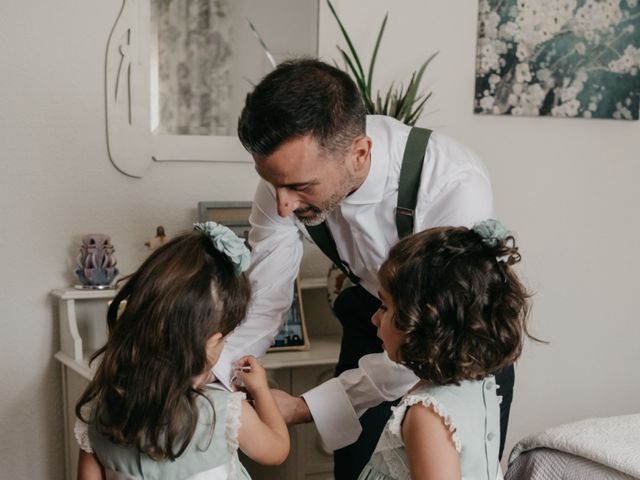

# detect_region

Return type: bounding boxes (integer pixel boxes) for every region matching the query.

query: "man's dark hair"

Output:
[238,58,366,158]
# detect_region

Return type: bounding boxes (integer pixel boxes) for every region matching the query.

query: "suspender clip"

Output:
[395,207,415,217]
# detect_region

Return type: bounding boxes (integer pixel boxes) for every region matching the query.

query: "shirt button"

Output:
[487,432,495,441]
[485,380,494,390]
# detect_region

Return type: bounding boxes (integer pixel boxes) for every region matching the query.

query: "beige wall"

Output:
[333,0,640,461]
[1,0,639,477]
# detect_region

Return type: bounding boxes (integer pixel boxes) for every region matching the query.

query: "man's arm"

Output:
[299,166,496,451]
[213,180,303,389]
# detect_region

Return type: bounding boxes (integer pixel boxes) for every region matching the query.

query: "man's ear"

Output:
[351,135,372,172]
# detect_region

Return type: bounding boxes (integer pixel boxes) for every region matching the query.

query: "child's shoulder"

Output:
[197,385,246,421]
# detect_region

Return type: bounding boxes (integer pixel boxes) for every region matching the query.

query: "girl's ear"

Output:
[205,332,225,365]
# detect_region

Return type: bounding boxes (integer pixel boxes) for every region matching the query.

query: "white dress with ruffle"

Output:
[358,377,501,480]
[75,386,250,479]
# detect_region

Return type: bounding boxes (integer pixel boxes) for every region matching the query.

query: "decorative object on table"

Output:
[326,263,353,311]
[269,278,310,352]
[474,0,640,120]
[74,234,119,288]
[144,226,167,251]
[197,201,252,248]
[249,0,438,126]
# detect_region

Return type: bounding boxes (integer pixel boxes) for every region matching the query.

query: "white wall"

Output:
[0,1,259,476]
[0,0,639,477]
[330,0,640,461]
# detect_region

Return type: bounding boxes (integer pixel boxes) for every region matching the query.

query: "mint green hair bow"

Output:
[193,221,251,273]
[472,219,510,248]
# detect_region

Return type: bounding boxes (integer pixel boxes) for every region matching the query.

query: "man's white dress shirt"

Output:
[213,115,495,451]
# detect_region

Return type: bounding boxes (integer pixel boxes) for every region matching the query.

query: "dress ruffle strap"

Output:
[388,393,462,453]
[74,401,94,453]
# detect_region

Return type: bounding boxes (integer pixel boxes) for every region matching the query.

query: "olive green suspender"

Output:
[305,127,432,285]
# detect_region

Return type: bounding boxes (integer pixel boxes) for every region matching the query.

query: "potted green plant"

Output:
[249,0,437,126]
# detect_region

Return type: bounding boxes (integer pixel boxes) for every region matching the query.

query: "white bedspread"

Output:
[509,414,640,478]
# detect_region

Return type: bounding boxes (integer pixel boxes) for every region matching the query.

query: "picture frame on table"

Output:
[198,201,252,247]
[197,201,310,351]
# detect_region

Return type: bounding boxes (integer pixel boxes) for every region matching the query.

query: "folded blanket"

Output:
[509,414,640,478]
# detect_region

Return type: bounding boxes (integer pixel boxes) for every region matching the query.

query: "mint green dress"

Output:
[358,377,501,480]
[75,387,251,480]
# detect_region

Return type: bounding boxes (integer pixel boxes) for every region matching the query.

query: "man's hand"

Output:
[270,389,313,425]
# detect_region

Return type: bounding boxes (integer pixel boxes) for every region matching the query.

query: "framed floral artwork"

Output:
[197,201,310,351]
[474,0,640,120]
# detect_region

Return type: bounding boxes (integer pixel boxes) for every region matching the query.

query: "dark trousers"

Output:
[332,286,514,480]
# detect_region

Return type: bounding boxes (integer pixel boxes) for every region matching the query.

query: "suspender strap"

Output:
[395,127,432,239]
[306,126,432,283]
[305,222,361,284]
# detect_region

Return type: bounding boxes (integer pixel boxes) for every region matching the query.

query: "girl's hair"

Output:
[75,230,251,460]
[379,226,532,385]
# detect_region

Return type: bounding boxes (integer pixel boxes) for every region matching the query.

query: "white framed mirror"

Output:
[105,0,339,177]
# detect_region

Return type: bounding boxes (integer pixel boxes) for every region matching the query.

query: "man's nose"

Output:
[276,189,299,217]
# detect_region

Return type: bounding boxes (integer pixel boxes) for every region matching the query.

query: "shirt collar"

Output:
[341,129,387,206]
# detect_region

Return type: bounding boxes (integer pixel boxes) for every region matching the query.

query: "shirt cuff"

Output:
[302,377,362,451]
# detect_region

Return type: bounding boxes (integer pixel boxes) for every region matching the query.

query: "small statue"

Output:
[145,226,167,251]
[75,234,119,287]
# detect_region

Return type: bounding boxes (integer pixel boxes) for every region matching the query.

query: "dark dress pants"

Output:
[331,285,514,480]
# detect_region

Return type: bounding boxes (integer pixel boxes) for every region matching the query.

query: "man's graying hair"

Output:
[237,58,366,158]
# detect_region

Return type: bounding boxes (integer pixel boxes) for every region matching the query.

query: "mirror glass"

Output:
[149,0,319,136]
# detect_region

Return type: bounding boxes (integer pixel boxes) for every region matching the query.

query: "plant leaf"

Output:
[405,92,432,125]
[246,19,277,68]
[326,0,365,80]
[338,49,374,111]
[367,13,388,97]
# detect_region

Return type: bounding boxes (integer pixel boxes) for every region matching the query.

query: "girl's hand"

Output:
[235,356,269,395]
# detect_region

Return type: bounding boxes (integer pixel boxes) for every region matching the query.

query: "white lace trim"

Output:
[74,402,94,453]
[225,391,245,454]
[388,394,462,453]
[224,391,245,480]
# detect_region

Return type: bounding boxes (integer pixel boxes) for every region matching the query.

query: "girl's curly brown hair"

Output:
[379,225,532,385]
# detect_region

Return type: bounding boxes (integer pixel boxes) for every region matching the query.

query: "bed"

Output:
[505,414,640,480]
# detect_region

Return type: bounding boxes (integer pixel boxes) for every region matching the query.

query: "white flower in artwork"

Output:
[574,0,623,41]
[514,0,576,49]
[515,63,532,83]
[516,43,530,61]
[552,98,581,117]
[608,45,640,74]
[480,94,496,111]
[477,38,507,75]
[575,42,587,55]
[575,70,588,83]
[626,0,638,7]
[613,101,633,119]
[583,111,593,118]
[479,0,491,14]
[482,11,502,38]
[500,21,519,40]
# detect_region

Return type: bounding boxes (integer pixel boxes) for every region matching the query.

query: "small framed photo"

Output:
[197,201,252,247]
[269,278,310,352]
[197,201,310,352]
